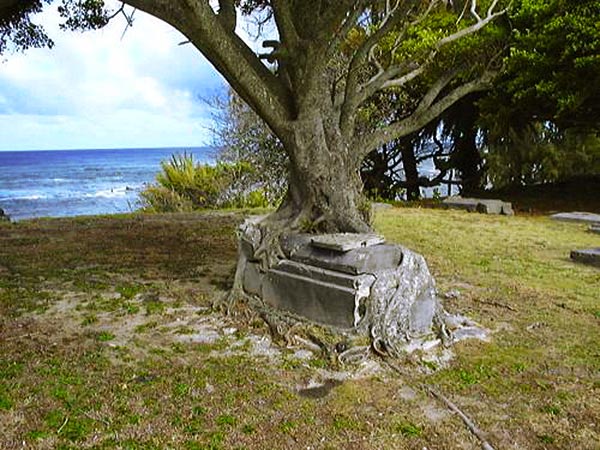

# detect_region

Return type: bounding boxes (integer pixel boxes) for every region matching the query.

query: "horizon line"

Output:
[0,145,215,153]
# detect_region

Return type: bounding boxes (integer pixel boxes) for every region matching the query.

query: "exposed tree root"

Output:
[253,221,287,271]
[213,249,249,315]
[473,298,518,312]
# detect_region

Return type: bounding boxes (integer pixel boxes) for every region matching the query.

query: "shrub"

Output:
[140,152,277,212]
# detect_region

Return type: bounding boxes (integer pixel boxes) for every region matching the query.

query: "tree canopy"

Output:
[491,0,600,130]
[2,0,510,237]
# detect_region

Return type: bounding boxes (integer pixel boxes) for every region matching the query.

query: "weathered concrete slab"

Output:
[282,235,403,275]
[551,212,600,225]
[260,261,376,328]
[570,248,600,267]
[310,233,385,252]
[442,196,514,215]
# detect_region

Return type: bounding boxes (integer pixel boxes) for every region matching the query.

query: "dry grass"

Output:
[0,208,598,449]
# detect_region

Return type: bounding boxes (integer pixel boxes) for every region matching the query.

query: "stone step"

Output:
[551,212,600,225]
[310,233,385,252]
[442,197,514,215]
[570,248,600,267]
[281,233,402,275]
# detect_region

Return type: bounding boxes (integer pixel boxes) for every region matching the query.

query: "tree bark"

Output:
[449,98,484,195]
[274,111,371,234]
[399,141,421,200]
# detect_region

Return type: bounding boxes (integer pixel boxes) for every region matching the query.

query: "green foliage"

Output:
[394,420,422,437]
[485,123,600,188]
[96,331,115,342]
[140,152,272,212]
[57,0,110,31]
[0,0,113,54]
[487,0,600,129]
[0,0,53,53]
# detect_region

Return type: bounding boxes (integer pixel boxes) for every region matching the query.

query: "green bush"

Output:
[140,152,277,212]
[139,185,194,213]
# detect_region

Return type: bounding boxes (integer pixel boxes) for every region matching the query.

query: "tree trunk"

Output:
[454,126,482,196]
[273,113,372,235]
[400,141,421,200]
[450,98,483,196]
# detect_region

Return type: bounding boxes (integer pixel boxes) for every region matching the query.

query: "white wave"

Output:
[14,194,48,200]
[85,186,134,199]
[52,178,70,183]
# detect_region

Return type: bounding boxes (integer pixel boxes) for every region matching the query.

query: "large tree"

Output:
[3,0,508,256]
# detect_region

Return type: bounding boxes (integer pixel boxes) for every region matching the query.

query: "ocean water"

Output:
[0,147,214,221]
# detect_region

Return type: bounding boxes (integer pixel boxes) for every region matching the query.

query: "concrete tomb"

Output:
[442,196,514,215]
[237,218,485,355]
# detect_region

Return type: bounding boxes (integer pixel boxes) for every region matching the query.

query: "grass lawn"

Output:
[0,208,598,449]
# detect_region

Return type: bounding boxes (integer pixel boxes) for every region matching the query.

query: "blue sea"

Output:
[0,147,214,221]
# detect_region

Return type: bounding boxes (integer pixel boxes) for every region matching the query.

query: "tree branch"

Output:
[329,0,367,57]
[414,69,460,114]
[271,0,299,50]
[121,0,293,136]
[217,0,236,32]
[339,2,406,111]
[356,72,494,156]
[348,0,506,114]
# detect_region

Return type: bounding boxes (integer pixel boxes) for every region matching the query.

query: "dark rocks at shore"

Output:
[0,208,10,222]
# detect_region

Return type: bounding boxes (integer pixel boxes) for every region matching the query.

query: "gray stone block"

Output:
[570,248,600,267]
[289,243,403,275]
[551,212,600,225]
[242,261,262,296]
[310,233,385,252]
[442,196,514,215]
[237,227,486,354]
[280,232,402,275]
[273,260,358,289]
[260,260,375,328]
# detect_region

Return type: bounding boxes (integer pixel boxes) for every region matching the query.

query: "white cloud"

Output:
[0,1,225,150]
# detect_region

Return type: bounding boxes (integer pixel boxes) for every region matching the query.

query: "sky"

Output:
[0,1,229,151]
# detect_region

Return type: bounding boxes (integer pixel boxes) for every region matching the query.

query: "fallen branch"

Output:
[83,410,111,426]
[426,387,496,450]
[385,360,496,450]
[5,332,42,341]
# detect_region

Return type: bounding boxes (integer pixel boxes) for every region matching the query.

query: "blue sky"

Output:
[0,1,228,151]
